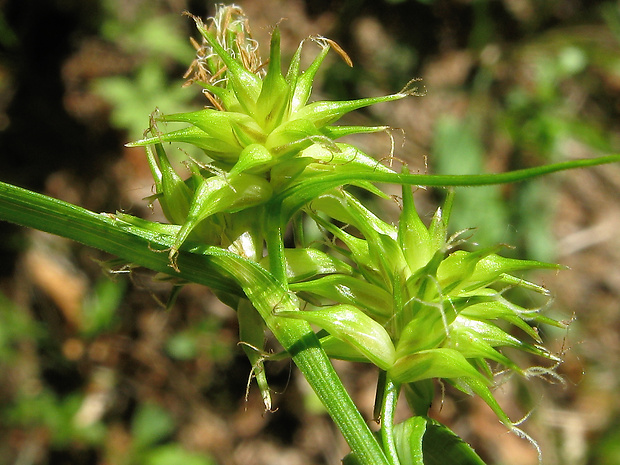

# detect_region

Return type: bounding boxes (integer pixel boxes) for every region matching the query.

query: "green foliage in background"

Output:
[94,1,196,138]
[429,5,620,259]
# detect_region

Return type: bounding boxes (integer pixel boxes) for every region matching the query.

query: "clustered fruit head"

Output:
[127,5,422,264]
[128,4,564,430]
[290,186,564,427]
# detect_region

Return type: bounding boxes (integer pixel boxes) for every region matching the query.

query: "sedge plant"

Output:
[1,5,619,464]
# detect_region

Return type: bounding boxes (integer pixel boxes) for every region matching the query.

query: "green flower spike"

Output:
[296,179,565,435]
[127,9,420,177]
[126,5,423,275]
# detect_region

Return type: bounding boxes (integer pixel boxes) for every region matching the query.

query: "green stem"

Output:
[294,343,389,465]
[0,181,239,294]
[170,250,392,465]
[379,373,401,465]
[259,200,390,464]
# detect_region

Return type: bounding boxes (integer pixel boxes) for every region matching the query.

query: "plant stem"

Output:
[379,372,401,465]
[0,181,239,294]
[260,200,390,465]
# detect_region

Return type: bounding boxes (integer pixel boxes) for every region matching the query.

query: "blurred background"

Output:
[1,0,620,464]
